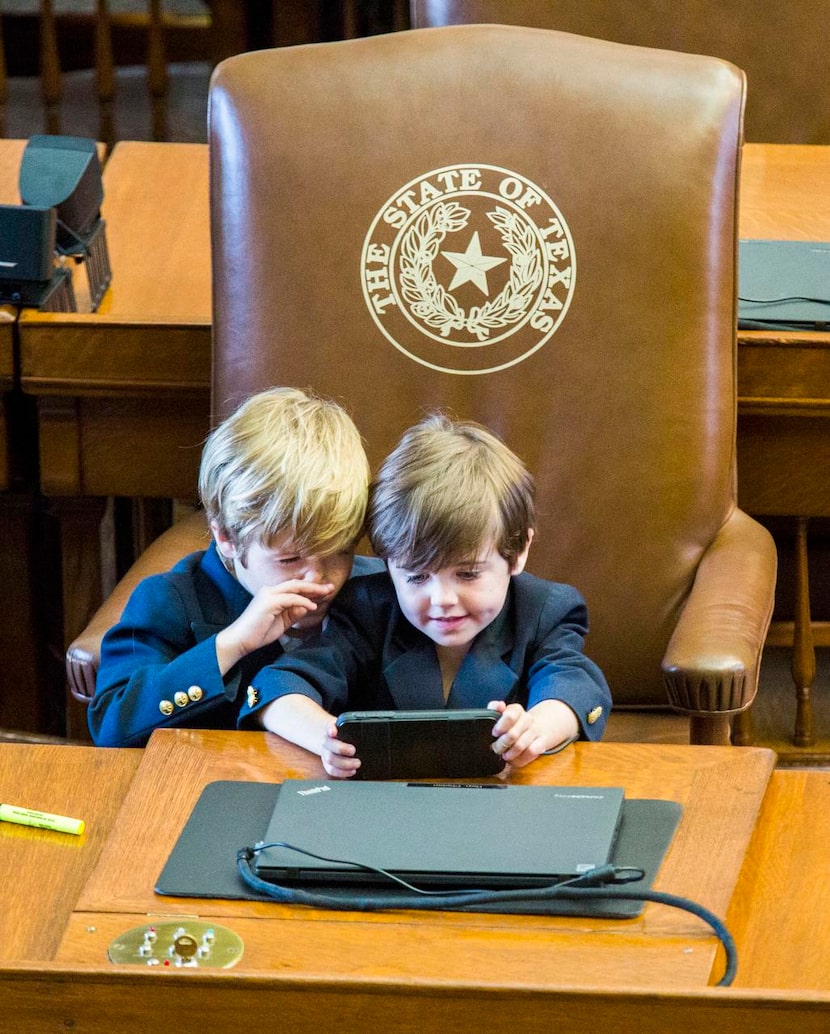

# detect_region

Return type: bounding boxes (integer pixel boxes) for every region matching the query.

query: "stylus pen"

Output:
[0,803,85,836]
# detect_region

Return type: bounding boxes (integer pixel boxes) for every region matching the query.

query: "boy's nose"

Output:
[429,578,458,607]
[303,558,325,582]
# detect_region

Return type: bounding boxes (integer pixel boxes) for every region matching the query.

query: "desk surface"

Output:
[0,742,141,962]
[54,732,775,990]
[3,734,830,1032]
[18,141,211,396]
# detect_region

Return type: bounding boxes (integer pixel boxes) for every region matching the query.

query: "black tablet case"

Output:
[156,780,681,919]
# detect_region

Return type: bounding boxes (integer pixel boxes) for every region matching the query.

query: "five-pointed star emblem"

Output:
[442,231,507,295]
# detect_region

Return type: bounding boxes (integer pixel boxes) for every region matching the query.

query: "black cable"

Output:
[739,294,830,306]
[236,843,738,986]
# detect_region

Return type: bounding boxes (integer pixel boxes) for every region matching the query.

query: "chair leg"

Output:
[731,707,754,746]
[792,515,816,746]
[689,714,731,746]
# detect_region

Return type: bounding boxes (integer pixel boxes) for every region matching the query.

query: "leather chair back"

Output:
[209,25,773,723]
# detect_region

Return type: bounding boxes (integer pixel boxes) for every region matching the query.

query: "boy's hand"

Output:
[321,722,361,779]
[215,579,334,673]
[488,699,579,768]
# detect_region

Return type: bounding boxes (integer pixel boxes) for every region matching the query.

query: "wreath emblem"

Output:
[398,202,544,341]
[361,164,575,375]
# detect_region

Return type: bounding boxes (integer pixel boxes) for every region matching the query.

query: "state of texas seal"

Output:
[361,164,575,375]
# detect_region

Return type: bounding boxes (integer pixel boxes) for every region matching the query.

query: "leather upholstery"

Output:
[68,24,777,745]
[66,511,210,704]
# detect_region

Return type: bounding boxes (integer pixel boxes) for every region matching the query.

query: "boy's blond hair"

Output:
[199,387,369,558]
[367,413,535,571]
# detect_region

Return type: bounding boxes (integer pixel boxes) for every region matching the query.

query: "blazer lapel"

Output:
[448,592,518,708]
[383,644,446,709]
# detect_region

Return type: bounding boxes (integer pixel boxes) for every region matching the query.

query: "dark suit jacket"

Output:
[89,544,382,747]
[241,571,611,739]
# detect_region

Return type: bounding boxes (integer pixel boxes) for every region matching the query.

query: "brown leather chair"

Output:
[68,23,776,746]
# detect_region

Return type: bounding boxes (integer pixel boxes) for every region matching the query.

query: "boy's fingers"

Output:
[271,580,335,598]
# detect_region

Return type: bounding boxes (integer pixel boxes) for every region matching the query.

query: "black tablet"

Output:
[335,708,505,780]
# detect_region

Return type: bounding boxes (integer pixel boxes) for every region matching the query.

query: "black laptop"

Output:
[252,779,624,889]
[738,238,830,329]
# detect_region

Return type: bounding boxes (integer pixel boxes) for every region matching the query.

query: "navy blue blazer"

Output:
[240,571,611,740]
[89,543,383,747]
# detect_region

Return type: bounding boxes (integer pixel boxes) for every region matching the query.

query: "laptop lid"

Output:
[253,780,624,889]
[738,239,830,330]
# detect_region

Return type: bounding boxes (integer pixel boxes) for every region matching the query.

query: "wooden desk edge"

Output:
[0,962,828,1034]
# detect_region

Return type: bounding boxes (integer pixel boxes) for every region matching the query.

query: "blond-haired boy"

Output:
[90,387,379,746]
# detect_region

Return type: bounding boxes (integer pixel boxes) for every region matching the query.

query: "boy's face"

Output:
[387,537,531,653]
[215,527,355,633]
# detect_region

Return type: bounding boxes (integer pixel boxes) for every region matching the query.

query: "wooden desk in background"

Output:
[737,144,830,747]
[1,733,829,1031]
[0,140,29,490]
[16,140,211,731]
[12,140,830,741]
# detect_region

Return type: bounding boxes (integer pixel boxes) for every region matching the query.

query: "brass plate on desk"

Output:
[108,919,243,968]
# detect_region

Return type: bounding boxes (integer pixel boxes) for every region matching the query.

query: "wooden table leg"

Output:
[51,496,111,740]
[792,515,816,747]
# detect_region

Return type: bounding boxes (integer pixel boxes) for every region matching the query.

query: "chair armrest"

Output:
[66,511,210,704]
[662,508,777,716]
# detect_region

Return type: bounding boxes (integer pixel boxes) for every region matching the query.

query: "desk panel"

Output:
[61,732,775,990]
[2,965,830,1034]
[0,743,141,962]
[727,769,830,991]
[2,737,830,1032]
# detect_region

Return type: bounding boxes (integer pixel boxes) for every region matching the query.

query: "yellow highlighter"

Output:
[0,804,85,836]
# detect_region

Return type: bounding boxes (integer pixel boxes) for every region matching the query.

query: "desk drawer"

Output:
[738,334,830,413]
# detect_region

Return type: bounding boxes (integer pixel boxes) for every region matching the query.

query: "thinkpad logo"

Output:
[361,164,576,375]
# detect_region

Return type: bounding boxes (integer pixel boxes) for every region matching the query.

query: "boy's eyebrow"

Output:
[395,557,492,572]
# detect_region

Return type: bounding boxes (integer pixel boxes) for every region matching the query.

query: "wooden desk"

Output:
[0,742,141,961]
[54,733,774,985]
[3,734,830,1032]
[728,768,830,991]
[17,141,212,710]
[737,144,830,747]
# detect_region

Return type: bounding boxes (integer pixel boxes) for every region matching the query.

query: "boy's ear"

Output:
[210,520,237,559]
[511,529,534,575]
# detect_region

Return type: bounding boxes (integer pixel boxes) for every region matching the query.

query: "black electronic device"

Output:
[18,135,111,309]
[156,779,683,920]
[0,204,76,311]
[19,135,103,247]
[254,779,625,889]
[739,238,830,330]
[335,707,505,779]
